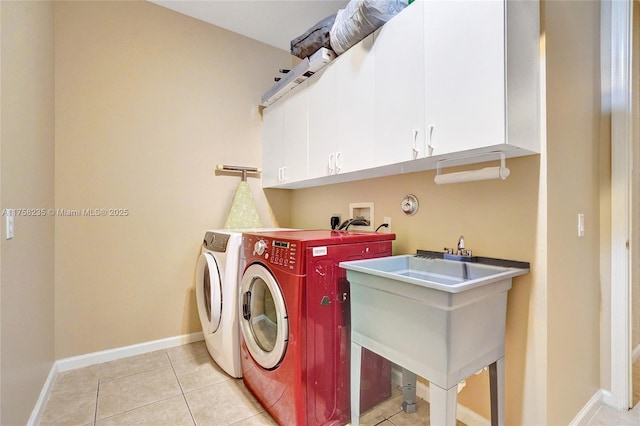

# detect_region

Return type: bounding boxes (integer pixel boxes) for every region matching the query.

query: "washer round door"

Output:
[240,264,288,369]
[196,252,222,334]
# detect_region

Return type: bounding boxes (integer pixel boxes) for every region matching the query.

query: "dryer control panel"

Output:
[203,231,230,252]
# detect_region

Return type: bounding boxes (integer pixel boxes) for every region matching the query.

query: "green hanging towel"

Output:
[223,181,263,229]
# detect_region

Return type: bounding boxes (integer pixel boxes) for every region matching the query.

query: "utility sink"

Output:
[340,254,529,391]
[340,254,528,294]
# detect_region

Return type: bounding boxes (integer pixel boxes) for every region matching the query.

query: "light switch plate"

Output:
[578,213,585,237]
[6,212,14,239]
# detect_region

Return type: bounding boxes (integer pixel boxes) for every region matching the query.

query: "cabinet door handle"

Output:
[335,152,342,173]
[328,153,335,175]
[280,166,286,182]
[412,129,419,159]
[427,125,435,156]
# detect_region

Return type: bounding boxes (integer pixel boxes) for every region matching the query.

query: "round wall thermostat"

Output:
[401,194,419,216]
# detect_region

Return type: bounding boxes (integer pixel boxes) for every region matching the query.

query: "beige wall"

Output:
[1,1,56,424]
[54,0,291,358]
[545,1,603,424]
[287,1,604,424]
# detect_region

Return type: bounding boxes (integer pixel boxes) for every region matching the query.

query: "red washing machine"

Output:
[239,229,395,425]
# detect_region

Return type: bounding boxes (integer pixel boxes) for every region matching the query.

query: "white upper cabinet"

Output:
[372,3,426,164]
[307,63,337,179]
[261,100,284,188]
[427,0,540,157]
[282,85,308,183]
[308,34,376,180]
[261,0,540,189]
[423,0,506,155]
[374,0,539,159]
[261,81,308,187]
[334,34,376,174]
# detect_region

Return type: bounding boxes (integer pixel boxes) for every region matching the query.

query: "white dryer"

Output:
[196,228,286,378]
[196,230,245,378]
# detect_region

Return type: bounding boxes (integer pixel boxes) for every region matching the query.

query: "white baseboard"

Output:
[56,331,204,372]
[390,367,490,426]
[28,332,204,425]
[569,388,608,425]
[27,363,58,426]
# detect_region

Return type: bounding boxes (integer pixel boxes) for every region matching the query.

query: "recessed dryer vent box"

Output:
[349,202,374,231]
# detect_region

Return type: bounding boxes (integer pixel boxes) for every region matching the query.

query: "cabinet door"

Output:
[307,64,338,179]
[424,0,506,155]
[373,1,426,165]
[281,84,308,183]
[261,101,284,188]
[335,34,375,173]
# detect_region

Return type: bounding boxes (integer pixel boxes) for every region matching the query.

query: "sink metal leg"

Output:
[430,383,457,426]
[401,368,417,413]
[350,341,362,426]
[489,357,505,426]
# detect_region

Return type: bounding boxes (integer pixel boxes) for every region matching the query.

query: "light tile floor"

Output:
[41,340,640,425]
[41,341,274,426]
[40,341,462,426]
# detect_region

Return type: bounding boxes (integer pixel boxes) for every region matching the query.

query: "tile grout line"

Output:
[93,364,102,426]
[95,395,191,424]
[166,348,198,426]
[92,350,193,425]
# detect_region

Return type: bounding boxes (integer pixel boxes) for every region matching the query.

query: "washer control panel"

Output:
[270,239,298,269]
[251,237,298,271]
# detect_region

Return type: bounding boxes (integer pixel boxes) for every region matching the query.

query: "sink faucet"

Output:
[444,236,472,257]
[457,235,465,255]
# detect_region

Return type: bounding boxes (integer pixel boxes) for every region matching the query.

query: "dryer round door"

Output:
[196,252,222,334]
[240,264,288,369]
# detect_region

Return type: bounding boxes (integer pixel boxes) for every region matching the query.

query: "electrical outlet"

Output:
[331,214,341,230]
[383,216,391,233]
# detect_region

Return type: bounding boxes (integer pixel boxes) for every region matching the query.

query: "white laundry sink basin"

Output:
[340,255,527,293]
[340,254,529,389]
